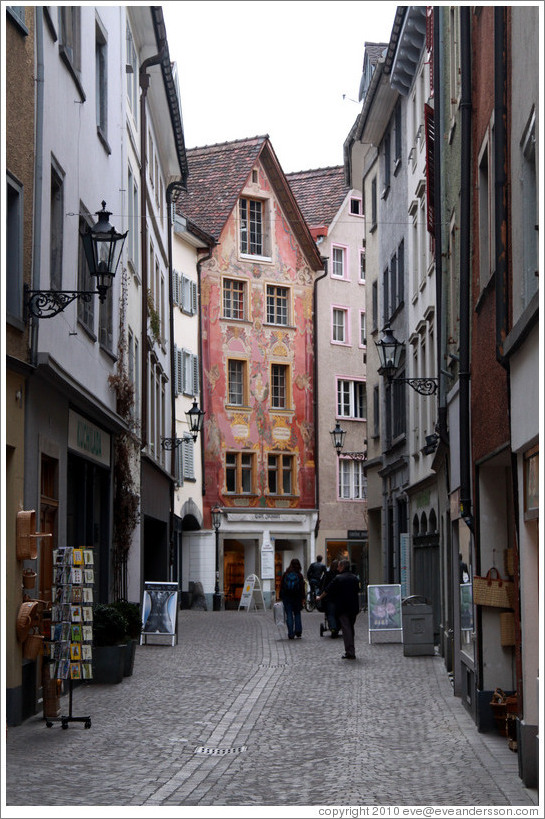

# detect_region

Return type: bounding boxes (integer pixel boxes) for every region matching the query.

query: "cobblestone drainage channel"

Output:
[194,746,247,756]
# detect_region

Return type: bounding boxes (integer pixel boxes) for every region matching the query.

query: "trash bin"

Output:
[402,595,434,656]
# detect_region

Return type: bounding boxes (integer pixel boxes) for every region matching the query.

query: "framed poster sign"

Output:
[368,584,402,644]
[141,581,179,646]
[460,583,473,631]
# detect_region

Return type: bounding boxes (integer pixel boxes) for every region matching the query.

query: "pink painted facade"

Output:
[199,157,320,519]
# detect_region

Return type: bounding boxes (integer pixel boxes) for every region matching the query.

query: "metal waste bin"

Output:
[402,595,434,656]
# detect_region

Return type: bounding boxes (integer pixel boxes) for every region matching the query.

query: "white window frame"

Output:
[331,244,348,279]
[332,306,349,345]
[338,459,366,501]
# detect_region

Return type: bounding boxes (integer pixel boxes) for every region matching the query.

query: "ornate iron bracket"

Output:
[24,284,104,320]
[392,377,438,396]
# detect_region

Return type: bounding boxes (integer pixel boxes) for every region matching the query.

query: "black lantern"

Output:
[25,200,127,319]
[80,201,128,300]
[211,504,223,611]
[375,323,404,378]
[330,422,347,457]
[185,399,205,442]
[376,323,438,396]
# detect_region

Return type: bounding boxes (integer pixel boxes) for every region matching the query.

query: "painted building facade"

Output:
[176,137,323,607]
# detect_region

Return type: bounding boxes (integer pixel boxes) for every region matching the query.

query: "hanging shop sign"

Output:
[68,410,110,468]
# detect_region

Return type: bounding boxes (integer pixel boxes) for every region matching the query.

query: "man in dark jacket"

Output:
[307,554,326,594]
[317,558,360,659]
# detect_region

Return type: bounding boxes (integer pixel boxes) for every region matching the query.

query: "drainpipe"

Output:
[458,7,473,532]
[30,7,45,368]
[139,47,166,450]
[433,7,447,446]
[312,256,328,538]
[494,6,509,365]
[196,246,215,503]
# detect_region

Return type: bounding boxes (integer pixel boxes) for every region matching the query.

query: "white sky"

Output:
[162,1,398,173]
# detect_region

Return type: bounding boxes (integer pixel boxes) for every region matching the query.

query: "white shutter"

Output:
[183,435,195,479]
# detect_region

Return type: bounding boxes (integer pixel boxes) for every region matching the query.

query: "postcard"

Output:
[72,548,84,565]
[83,549,94,565]
[70,643,81,661]
[70,662,81,680]
[82,626,93,642]
[82,587,93,603]
[71,605,82,622]
[82,662,93,680]
[82,606,93,622]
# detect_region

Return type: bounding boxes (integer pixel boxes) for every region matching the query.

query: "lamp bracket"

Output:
[24,285,105,320]
[161,435,193,450]
[392,377,438,396]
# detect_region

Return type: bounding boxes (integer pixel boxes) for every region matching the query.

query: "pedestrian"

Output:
[307,554,326,598]
[317,558,360,659]
[279,558,305,640]
[320,559,340,638]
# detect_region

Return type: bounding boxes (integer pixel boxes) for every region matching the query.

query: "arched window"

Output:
[420,512,427,534]
[429,509,437,533]
[413,514,420,536]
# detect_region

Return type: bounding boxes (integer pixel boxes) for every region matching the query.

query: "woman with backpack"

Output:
[279,558,305,639]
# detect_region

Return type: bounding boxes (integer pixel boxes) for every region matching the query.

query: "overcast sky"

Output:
[162,1,397,174]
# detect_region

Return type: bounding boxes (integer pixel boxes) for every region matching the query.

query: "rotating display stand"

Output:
[45,546,94,729]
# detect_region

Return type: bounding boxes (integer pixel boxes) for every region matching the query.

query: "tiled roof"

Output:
[285,166,349,229]
[175,135,323,270]
[174,136,268,241]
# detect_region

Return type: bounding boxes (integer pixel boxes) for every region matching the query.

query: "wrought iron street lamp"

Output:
[211,504,223,611]
[330,421,367,460]
[25,202,127,319]
[375,323,438,396]
[161,399,205,449]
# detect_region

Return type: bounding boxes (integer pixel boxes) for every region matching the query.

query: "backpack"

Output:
[284,571,300,594]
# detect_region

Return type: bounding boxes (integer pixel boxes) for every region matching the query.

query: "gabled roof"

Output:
[285,167,349,232]
[174,136,324,271]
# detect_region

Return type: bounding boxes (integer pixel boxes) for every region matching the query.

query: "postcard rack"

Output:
[45,546,94,730]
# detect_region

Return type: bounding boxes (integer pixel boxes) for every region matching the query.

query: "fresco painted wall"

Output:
[201,160,316,513]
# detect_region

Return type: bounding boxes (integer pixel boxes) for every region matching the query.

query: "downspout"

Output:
[196,246,215,501]
[458,7,473,531]
[312,256,328,537]
[30,6,45,368]
[433,7,447,446]
[139,47,166,450]
[166,182,186,579]
[494,5,509,365]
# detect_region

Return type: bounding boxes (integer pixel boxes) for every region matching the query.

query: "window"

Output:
[372,281,378,331]
[174,347,199,397]
[449,6,461,120]
[173,271,198,315]
[359,249,366,284]
[478,129,495,289]
[394,101,402,165]
[383,132,391,192]
[77,211,94,332]
[95,18,108,145]
[337,379,366,419]
[176,435,195,485]
[371,177,377,229]
[59,7,81,88]
[50,163,64,290]
[148,361,166,465]
[266,285,289,325]
[521,111,538,308]
[227,359,247,406]
[98,287,114,353]
[332,307,348,343]
[332,245,347,278]
[350,198,362,216]
[373,385,380,437]
[127,166,139,275]
[271,364,289,409]
[390,253,397,314]
[6,176,23,322]
[128,328,140,421]
[392,377,406,440]
[126,24,138,124]
[382,267,389,323]
[360,312,367,348]
[240,197,263,256]
[223,278,246,320]
[268,453,294,495]
[339,459,366,500]
[226,452,254,494]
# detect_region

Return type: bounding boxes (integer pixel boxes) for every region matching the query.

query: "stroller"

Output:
[316,596,341,638]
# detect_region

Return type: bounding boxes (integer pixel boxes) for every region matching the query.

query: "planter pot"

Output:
[123,639,137,677]
[92,644,126,684]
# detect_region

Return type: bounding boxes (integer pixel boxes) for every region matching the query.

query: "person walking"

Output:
[320,559,340,638]
[306,554,326,598]
[317,558,360,659]
[279,558,305,639]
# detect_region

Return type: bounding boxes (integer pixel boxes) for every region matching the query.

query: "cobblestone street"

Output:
[4,610,539,815]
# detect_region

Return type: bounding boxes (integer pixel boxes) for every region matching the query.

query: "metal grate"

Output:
[194,745,247,756]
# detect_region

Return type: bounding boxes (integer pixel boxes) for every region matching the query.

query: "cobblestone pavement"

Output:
[4,610,540,815]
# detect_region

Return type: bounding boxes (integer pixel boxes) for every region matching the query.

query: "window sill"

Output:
[393,158,402,176]
[77,318,97,343]
[97,127,112,156]
[225,404,251,412]
[240,252,272,264]
[59,46,86,102]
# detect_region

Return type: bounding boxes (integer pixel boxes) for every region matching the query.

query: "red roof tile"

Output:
[285,166,349,230]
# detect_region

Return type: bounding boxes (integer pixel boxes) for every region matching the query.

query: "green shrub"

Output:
[111,600,142,640]
[93,604,128,646]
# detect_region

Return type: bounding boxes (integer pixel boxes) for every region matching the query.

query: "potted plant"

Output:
[110,600,142,677]
[92,604,128,684]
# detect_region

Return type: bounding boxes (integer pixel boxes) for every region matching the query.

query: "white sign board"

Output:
[238,574,266,611]
[261,541,275,580]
